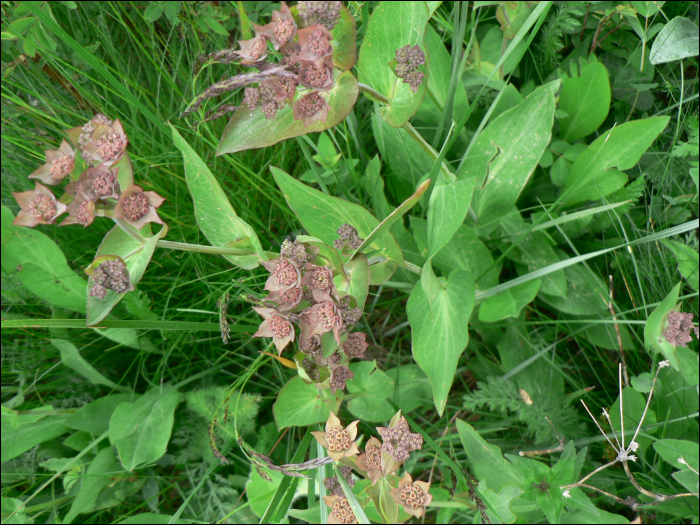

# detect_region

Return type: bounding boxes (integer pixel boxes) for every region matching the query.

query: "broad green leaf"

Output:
[661,239,699,291]
[361,155,391,220]
[407,270,474,415]
[357,1,430,127]
[563,117,670,206]
[469,81,558,236]
[456,419,526,492]
[379,477,399,524]
[273,376,341,429]
[559,61,611,142]
[427,176,475,259]
[1,206,87,314]
[673,469,699,494]
[109,386,181,471]
[335,254,369,309]
[643,282,681,369]
[87,223,168,326]
[411,218,499,290]
[420,259,440,302]
[677,346,699,388]
[217,70,358,154]
[52,339,130,393]
[650,16,700,65]
[653,439,699,472]
[480,485,523,524]
[67,393,138,435]
[1,411,70,462]
[270,166,403,285]
[1,497,28,525]
[331,5,356,70]
[143,2,163,22]
[288,505,322,524]
[478,279,541,322]
[384,365,433,413]
[170,123,263,269]
[581,322,634,352]
[346,362,394,423]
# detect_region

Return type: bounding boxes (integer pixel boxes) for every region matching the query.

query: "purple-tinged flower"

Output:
[234,35,269,64]
[66,113,113,153]
[252,307,295,354]
[301,263,339,301]
[280,239,318,268]
[356,436,383,485]
[407,45,425,67]
[60,190,96,228]
[311,412,360,461]
[12,183,66,227]
[297,25,333,62]
[89,257,133,299]
[300,334,321,356]
[244,87,260,109]
[324,466,355,496]
[297,1,342,30]
[265,285,303,312]
[342,332,368,359]
[377,411,423,472]
[66,164,120,201]
[329,365,353,394]
[29,140,75,185]
[390,472,433,519]
[300,298,342,345]
[663,311,696,347]
[82,119,128,167]
[115,184,165,230]
[281,45,303,74]
[252,2,296,51]
[293,92,330,127]
[403,71,426,93]
[395,45,410,64]
[299,58,334,91]
[260,257,302,292]
[323,496,357,525]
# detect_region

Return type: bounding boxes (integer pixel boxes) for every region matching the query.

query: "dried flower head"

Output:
[90,257,134,298]
[293,92,330,127]
[60,190,96,228]
[67,164,120,201]
[342,332,368,359]
[391,472,433,518]
[244,87,261,109]
[265,285,303,312]
[356,436,383,485]
[324,466,355,496]
[115,184,165,230]
[300,334,322,356]
[252,307,295,355]
[377,412,423,466]
[300,299,342,345]
[403,71,426,93]
[235,35,269,63]
[299,59,334,91]
[298,0,342,30]
[311,412,360,461]
[12,183,67,227]
[252,2,296,50]
[82,119,128,167]
[280,239,317,268]
[330,365,354,394]
[29,140,75,185]
[663,311,696,347]
[298,25,333,61]
[323,495,357,524]
[260,257,302,292]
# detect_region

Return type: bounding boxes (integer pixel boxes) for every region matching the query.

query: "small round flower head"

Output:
[334,223,364,251]
[293,92,330,127]
[235,35,269,63]
[303,264,333,292]
[261,257,301,292]
[115,185,165,230]
[281,46,302,74]
[244,87,260,109]
[252,2,296,50]
[323,496,357,525]
[342,332,368,359]
[60,190,96,228]
[311,412,360,461]
[252,307,295,355]
[324,466,355,496]
[330,365,354,394]
[12,182,67,227]
[89,257,133,299]
[298,0,342,30]
[300,298,343,345]
[356,436,383,485]
[266,285,303,311]
[29,140,75,185]
[83,119,128,167]
[300,334,321,355]
[390,471,433,518]
[395,45,410,64]
[299,60,334,91]
[66,114,112,153]
[403,71,426,93]
[66,164,120,201]
[280,239,317,268]
[90,283,107,299]
[408,45,425,67]
[298,25,333,62]
[377,412,423,465]
[394,62,411,78]
[262,101,278,120]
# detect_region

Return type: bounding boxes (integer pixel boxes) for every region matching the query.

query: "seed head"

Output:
[244,87,260,109]
[297,1,342,30]
[342,332,368,358]
[330,365,353,394]
[403,71,426,93]
[293,92,329,127]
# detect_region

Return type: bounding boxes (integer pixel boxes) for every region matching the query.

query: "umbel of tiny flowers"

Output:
[251,1,296,51]
[389,44,426,93]
[252,307,295,355]
[82,119,128,167]
[61,189,96,228]
[89,256,134,300]
[324,466,356,496]
[355,436,383,485]
[297,0,342,30]
[66,164,120,201]
[260,256,302,292]
[12,182,66,227]
[115,184,165,230]
[292,91,330,127]
[662,310,698,347]
[323,495,357,525]
[29,139,75,185]
[391,471,433,519]
[311,412,360,462]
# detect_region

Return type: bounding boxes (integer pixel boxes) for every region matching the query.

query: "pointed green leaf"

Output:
[273,376,341,430]
[217,70,358,154]
[478,279,541,322]
[408,270,474,415]
[660,239,699,291]
[52,339,130,393]
[559,61,611,142]
[331,5,357,70]
[644,282,682,369]
[650,16,700,65]
[336,254,370,309]
[427,176,475,259]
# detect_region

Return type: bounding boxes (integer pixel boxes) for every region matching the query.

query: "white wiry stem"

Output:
[582,401,619,453]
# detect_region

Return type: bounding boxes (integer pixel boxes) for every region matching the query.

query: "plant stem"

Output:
[114,218,146,244]
[156,239,267,256]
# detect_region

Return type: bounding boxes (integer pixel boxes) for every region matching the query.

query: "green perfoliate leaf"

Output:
[335,254,370,310]
[408,270,474,416]
[170,124,263,269]
[108,386,181,471]
[52,339,130,393]
[217,71,358,154]
[273,376,341,430]
[270,166,403,285]
[357,1,430,127]
[427,175,475,259]
[563,117,670,206]
[559,61,611,142]
[478,279,541,322]
[87,223,168,326]
[644,282,681,369]
[331,5,356,70]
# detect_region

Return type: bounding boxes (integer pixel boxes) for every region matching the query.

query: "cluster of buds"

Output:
[88,257,134,299]
[197,1,340,127]
[390,44,426,93]
[324,466,356,496]
[662,311,699,347]
[12,114,164,232]
[251,225,367,395]
[333,223,363,253]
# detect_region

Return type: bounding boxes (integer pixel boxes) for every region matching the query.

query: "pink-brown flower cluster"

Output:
[390,44,426,93]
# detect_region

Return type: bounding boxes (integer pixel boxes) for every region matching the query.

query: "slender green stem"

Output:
[156,239,267,256]
[402,122,456,183]
[358,82,390,104]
